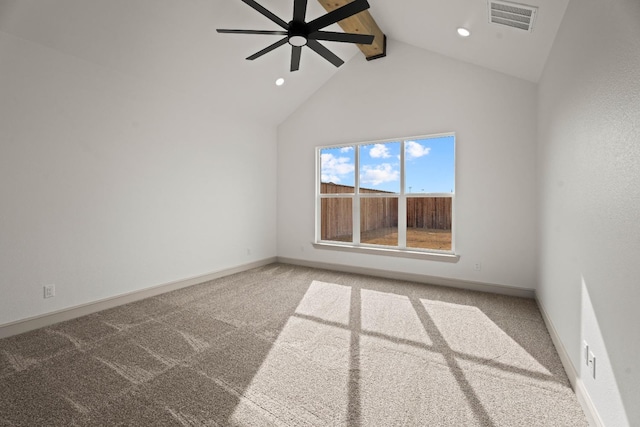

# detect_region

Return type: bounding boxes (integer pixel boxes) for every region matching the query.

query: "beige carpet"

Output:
[0,263,587,426]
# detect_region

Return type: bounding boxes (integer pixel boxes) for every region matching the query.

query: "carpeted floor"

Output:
[0,263,587,426]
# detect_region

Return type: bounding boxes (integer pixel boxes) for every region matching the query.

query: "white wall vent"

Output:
[488,1,538,32]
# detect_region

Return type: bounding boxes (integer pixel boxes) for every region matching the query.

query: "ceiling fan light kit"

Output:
[289,35,307,47]
[217,0,376,72]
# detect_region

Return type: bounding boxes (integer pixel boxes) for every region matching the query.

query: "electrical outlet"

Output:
[246,248,251,255]
[43,284,55,299]
[583,340,589,366]
[473,262,482,271]
[588,350,596,379]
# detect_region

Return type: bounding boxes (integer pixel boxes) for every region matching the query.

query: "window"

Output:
[317,133,455,255]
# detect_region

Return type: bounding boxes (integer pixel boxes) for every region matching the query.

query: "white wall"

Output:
[277,39,538,290]
[0,30,277,326]
[537,0,640,425]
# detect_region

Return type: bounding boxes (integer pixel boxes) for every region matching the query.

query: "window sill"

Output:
[312,242,460,262]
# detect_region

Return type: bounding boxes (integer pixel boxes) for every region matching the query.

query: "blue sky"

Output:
[320,136,455,194]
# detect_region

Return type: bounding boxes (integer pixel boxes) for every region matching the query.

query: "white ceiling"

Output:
[0,0,570,125]
[369,0,570,82]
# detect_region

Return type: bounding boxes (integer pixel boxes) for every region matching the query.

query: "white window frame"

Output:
[314,133,459,262]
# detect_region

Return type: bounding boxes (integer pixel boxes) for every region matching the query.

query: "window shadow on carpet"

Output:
[0,263,587,426]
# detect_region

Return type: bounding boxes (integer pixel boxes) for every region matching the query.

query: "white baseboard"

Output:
[277,257,535,299]
[0,257,276,339]
[536,299,604,427]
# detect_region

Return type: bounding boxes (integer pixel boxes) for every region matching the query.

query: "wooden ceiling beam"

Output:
[316,0,387,60]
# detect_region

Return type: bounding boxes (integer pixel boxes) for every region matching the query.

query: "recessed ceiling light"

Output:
[275,78,285,86]
[457,27,471,37]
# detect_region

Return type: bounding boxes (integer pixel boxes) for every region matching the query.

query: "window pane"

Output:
[320,146,355,194]
[359,142,400,194]
[321,198,353,242]
[360,197,398,246]
[406,197,452,250]
[405,136,455,194]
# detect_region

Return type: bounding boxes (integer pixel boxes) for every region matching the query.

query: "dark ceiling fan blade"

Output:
[308,31,374,44]
[217,29,288,35]
[306,39,344,67]
[293,0,308,23]
[307,0,370,32]
[246,37,288,60]
[241,0,289,29]
[291,46,302,71]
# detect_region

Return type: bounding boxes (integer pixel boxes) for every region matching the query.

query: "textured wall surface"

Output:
[537,0,640,424]
[278,39,538,290]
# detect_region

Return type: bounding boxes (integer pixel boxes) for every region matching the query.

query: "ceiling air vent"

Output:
[488,0,538,32]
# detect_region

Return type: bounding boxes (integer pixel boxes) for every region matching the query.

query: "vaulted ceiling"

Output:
[0,0,570,124]
[371,0,570,82]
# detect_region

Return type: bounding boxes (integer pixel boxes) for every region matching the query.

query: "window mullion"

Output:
[353,145,361,244]
[398,140,406,248]
[398,196,407,248]
[317,149,322,242]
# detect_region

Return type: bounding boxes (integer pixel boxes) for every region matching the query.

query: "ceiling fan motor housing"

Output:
[288,20,308,46]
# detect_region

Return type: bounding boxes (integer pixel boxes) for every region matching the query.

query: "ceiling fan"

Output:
[217,0,375,72]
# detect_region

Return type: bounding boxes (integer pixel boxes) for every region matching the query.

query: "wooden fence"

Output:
[320,183,452,240]
[321,198,354,241]
[407,197,452,230]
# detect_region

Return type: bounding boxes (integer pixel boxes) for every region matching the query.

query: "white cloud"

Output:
[405,141,431,159]
[340,146,354,153]
[360,164,399,186]
[369,144,391,158]
[321,153,354,183]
